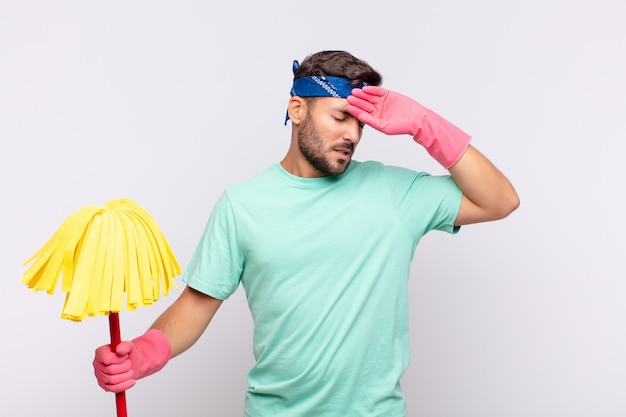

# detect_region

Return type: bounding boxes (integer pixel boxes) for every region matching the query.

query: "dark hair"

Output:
[294,50,382,86]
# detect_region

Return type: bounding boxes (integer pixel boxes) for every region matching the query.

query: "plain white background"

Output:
[1,1,624,416]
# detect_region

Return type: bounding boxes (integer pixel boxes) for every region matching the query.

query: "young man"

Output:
[94,50,519,416]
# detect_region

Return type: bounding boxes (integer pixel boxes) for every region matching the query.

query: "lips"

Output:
[332,145,353,157]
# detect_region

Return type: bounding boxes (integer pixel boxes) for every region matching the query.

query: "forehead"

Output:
[309,96,349,112]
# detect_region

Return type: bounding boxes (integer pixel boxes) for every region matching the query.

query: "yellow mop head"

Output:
[21,198,180,321]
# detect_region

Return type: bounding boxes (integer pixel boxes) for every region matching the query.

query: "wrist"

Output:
[132,329,171,379]
[412,108,471,169]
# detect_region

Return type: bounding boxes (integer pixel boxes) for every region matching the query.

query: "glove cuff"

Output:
[413,109,472,169]
[132,329,172,380]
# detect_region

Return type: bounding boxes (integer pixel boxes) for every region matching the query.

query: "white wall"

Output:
[1,1,624,416]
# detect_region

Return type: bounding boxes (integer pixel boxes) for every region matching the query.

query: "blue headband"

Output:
[285,60,369,124]
[291,76,365,98]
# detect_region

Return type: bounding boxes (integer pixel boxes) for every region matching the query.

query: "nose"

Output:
[344,116,362,143]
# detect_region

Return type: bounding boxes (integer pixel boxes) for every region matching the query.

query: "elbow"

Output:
[496,190,520,220]
[457,190,520,226]
[482,189,520,222]
[511,192,521,213]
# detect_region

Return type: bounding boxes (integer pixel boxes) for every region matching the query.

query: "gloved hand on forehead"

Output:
[347,86,471,168]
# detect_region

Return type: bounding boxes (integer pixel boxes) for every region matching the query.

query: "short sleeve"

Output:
[385,167,463,237]
[182,192,244,300]
[411,174,463,234]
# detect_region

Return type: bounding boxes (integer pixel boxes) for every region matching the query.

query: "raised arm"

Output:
[448,145,519,226]
[346,86,519,225]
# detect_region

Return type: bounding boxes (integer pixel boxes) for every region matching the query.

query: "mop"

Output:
[21,198,181,416]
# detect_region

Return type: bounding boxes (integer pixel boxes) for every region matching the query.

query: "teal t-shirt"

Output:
[183,160,462,417]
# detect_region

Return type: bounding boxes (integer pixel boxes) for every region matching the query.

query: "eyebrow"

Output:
[331,107,352,116]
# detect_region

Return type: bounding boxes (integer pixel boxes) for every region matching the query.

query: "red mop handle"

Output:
[109,312,128,417]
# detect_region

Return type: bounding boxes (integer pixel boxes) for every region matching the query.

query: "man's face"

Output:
[297,97,364,176]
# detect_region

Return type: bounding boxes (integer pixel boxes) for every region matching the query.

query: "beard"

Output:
[298,114,353,176]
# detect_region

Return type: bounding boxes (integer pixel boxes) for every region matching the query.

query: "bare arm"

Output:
[150,286,223,357]
[450,145,520,226]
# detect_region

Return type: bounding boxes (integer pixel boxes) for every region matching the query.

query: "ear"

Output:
[287,96,307,125]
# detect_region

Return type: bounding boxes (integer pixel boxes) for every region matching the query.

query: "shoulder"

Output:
[351,160,460,199]
[350,160,431,182]
[224,164,278,194]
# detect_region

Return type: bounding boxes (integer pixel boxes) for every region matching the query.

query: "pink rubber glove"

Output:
[93,329,171,393]
[347,86,471,168]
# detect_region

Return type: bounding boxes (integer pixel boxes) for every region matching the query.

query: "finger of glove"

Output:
[94,358,134,387]
[93,357,133,376]
[353,112,409,135]
[94,344,130,365]
[347,95,377,114]
[346,105,368,122]
[361,85,388,97]
[98,375,136,393]
[95,363,133,382]
[112,341,134,356]
[349,88,382,105]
